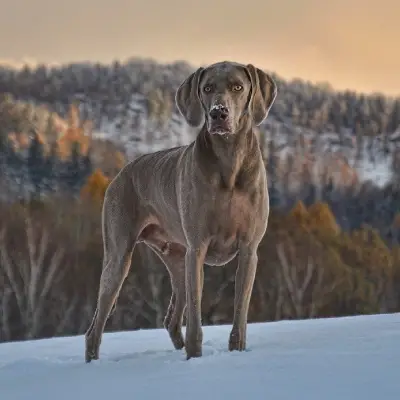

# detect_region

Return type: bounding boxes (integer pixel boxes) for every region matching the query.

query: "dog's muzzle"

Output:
[208,104,231,135]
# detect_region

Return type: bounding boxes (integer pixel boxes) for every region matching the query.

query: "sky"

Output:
[0,0,399,96]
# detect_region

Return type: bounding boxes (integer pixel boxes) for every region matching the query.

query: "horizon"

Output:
[0,0,399,97]
[0,55,396,98]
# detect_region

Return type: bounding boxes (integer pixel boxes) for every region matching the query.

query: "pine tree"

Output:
[61,141,92,196]
[308,201,340,238]
[43,140,61,194]
[27,131,46,199]
[68,141,81,181]
[289,200,309,225]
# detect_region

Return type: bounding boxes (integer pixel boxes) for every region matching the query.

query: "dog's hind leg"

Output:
[145,241,186,350]
[85,248,134,363]
[162,247,186,350]
[85,176,142,363]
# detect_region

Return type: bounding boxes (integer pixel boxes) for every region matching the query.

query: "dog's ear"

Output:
[245,64,277,126]
[175,67,205,127]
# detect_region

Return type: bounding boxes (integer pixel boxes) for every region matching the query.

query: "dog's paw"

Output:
[171,332,185,350]
[85,349,99,363]
[185,346,202,360]
[185,339,203,360]
[85,334,100,363]
[228,330,246,352]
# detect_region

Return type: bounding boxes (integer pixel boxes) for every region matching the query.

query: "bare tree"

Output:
[0,216,65,339]
[276,242,344,319]
[135,245,166,328]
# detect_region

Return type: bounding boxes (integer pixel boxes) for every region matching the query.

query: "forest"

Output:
[0,58,399,343]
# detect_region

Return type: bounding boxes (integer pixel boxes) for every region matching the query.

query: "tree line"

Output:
[0,186,399,343]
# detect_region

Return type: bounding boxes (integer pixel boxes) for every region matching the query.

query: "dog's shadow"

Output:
[106,340,252,364]
[107,348,184,363]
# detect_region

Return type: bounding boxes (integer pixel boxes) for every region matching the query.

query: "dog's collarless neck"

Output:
[195,125,261,190]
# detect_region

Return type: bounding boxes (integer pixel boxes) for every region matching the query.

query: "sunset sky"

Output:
[0,0,399,95]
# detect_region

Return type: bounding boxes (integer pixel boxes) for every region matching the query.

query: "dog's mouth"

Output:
[208,122,233,136]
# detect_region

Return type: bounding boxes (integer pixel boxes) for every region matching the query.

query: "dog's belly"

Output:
[204,239,238,266]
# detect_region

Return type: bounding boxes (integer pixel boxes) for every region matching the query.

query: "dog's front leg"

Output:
[229,242,258,352]
[185,246,207,359]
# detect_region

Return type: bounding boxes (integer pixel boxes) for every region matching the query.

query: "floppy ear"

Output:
[246,64,277,126]
[175,67,205,127]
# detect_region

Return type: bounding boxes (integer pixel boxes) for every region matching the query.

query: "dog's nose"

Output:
[209,106,229,121]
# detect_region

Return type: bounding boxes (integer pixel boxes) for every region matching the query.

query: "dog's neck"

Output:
[195,123,262,190]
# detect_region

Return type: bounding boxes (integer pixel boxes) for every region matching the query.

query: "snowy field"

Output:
[0,313,399,400]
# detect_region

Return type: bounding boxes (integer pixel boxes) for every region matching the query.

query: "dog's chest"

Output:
[203,190,264,266]
[210,189,262,239]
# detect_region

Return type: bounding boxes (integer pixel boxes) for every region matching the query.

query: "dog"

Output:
[85,60,277,362]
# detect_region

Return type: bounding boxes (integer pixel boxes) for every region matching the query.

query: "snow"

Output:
[354,157,392,187]
[1,313,399,399]
[92,102,395,189]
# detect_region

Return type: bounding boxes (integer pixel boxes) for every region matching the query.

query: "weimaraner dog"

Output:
[85,60,277,362]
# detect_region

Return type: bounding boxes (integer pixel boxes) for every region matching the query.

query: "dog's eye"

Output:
[232,85,243,92]
[204,85,212,93]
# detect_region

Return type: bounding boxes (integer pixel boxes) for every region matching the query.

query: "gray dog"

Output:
[85,60,277,362]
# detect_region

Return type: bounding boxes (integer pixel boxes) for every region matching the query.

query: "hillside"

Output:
[0,313,399,400]
[1,58,400,189]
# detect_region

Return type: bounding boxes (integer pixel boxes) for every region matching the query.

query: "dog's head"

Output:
[175,61,277,136]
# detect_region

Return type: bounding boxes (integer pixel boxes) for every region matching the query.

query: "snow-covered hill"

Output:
[2,58,400,189]
[1,313,399,400]
[88,92,400,188]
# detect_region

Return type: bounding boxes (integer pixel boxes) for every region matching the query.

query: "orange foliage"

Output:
[80,169,110,206]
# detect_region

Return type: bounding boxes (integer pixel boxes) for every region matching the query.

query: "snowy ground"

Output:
[0,313,399,400]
